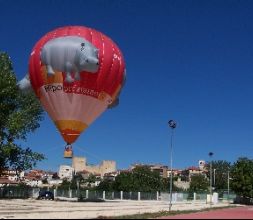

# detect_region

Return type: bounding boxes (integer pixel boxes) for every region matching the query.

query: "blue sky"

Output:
[1,0,253,171]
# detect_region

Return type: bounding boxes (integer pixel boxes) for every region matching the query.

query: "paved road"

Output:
[159,206,253,219]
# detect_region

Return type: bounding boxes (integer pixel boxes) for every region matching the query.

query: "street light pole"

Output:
[228,170,230,203]
[213,169,216,187]
[168,120,176,211]
[208,152,214,206]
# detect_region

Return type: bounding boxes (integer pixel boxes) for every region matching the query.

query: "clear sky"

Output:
[1,0,253,172]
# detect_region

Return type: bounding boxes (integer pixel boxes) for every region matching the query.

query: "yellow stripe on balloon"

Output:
[54,120,88,132]
[55,120,89,144]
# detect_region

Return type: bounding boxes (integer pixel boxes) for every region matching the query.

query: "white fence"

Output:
[0,187,235,202]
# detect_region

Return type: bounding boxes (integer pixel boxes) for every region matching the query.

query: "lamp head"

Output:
[168,120,177,129]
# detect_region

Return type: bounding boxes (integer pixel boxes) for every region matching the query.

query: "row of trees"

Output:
[59,166,179,193]
[96,166,178,192]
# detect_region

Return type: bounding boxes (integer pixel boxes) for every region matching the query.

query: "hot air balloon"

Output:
[20,26,126,158]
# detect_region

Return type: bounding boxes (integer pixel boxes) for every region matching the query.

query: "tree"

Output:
[205,160,231,191]
[0,52,45,175]
[96,179,114,191]
[85,174,96,187]
[42,178,48,184]
[58,178,71,190]
[113,171,133,192]
[113,166,164,192]
[230,157,253,198]
[189,174,209,193]
[131,166,163,192]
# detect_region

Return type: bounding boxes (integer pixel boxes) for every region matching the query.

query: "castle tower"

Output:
[72,157,87,173]
[100,160,116,176]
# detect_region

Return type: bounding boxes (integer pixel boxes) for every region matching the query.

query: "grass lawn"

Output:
[96,205,236,219]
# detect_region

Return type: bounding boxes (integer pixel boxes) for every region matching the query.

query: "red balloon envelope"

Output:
[29,26,125,144]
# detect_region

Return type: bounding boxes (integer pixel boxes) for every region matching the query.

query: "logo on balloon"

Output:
[44,85,63,93]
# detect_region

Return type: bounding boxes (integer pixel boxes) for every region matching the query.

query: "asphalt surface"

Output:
[159,206,253,219]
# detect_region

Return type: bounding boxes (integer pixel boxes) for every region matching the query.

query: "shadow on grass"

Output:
[78,198,105,203]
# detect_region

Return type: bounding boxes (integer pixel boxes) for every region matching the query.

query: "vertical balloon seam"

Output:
[102,37,114,98]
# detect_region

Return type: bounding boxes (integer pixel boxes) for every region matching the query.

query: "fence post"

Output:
[69,189,72,198]
[120,191,123,200]
[86,190,89,199]
[32,188,35,198]
[112,191,114,199]
[194,192,197,202]
[138,192,141,201]
[157,191,159,200]
[103,191,105,200]
[54,188,57,199]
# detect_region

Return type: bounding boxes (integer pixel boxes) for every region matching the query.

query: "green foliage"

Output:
[42,178,48,184]
[85,174,96,187]
[189,174,209,193]
[98,206,236,219]
[97,166,182,193]
[0,52,45,174]
[58,178,71,190]
[113,171,133,192]
[96,179,114,192]
[230,157,253,198]
[112,166,164,192]
[206,160,231,191]
[58,173,96,190]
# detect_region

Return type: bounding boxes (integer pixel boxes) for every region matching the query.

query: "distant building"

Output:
[72,157,116,177]
[174,178,190,190]
[1,170,25,181]
[167,169,183,179]
[103,171,118,181]
[58,165,74,181]
[198,160,206,171]
[0,177,19,187]
[24,176,43,187]
[150,165,169,178]
[48,179,63,186]
[131,163,169,178]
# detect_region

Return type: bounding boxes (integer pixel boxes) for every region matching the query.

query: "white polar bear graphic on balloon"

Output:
[41,36,99,83]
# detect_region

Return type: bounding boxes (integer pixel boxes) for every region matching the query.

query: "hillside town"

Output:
[0,156,208,190]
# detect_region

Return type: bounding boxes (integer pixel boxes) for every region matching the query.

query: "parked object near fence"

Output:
[234,196,253,205]
[37,190,54,200]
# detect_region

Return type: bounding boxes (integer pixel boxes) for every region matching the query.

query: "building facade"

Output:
[58,165,74,180]
[72,157,116,177]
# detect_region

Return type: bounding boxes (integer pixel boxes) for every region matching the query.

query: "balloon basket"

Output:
[64,145,73,158]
